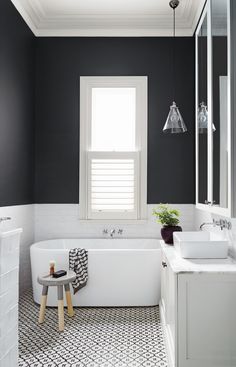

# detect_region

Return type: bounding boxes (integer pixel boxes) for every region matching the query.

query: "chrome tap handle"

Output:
[110,229,116,237]
[103,229,108,235]
[226,221,232,230]
[118,229,123,235]
[218,219,232,230]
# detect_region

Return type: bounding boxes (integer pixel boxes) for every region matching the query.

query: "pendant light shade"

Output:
[163,101,187,133]
[163,0,187,134]
[198,102,216,134]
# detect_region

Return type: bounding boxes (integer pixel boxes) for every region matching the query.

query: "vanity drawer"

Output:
[0,269,18,296]
[0,345,17,367]
[0,325,18,360]
[0,285,18,318]
[0,305,18,339]
[0,233,20,275]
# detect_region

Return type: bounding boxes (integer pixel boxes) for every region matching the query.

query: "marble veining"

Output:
[161,241,236,274]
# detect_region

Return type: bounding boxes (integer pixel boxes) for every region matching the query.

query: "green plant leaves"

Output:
[152,204,180,226]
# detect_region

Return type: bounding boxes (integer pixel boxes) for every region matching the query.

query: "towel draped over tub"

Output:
[69,248,88,294]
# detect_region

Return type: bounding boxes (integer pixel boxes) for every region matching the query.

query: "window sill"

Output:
[78,219,148,225]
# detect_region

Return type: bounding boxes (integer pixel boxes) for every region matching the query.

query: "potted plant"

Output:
[153,204,182,245]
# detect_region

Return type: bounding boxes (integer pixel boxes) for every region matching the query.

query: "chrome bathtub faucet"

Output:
[0,217,11,223]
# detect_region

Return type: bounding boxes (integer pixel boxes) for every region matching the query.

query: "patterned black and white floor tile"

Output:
[19,291,168,367]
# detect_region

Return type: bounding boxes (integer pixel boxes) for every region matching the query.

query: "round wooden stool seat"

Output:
[37,270,76,332]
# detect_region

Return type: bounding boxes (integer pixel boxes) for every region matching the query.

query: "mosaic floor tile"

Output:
[19,291,168,367]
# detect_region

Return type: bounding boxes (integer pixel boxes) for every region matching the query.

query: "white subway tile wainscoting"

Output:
[34,204,195,242]
[0,203,194,294]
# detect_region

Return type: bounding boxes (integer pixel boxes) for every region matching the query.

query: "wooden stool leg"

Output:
[38,285,48,324]
[64,284,74,317]
[57,285,64,332]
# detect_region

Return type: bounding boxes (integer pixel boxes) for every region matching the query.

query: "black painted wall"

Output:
[0,5,195,207]
[35,37,195,204]
[0,0,35,206]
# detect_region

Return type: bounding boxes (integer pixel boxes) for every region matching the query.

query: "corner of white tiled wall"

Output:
[0,205,35,293]
[194,206,236,259]
[34,203,196,242]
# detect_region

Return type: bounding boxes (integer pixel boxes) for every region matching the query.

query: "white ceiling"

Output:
[11,0,206,37]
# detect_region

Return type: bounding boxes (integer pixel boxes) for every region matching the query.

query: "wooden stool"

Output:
[37,270,76,332]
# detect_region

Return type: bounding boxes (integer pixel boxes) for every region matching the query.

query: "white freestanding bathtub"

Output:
[30,238,161,307]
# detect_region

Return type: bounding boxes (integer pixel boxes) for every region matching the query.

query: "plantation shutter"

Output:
[87,152,139,219]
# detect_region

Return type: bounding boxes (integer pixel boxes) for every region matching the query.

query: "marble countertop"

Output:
[160,241,236,274]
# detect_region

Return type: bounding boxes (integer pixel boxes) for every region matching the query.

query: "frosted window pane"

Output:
[91,88,136,151]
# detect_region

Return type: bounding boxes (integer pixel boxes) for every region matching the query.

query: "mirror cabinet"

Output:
[196,0,234,216]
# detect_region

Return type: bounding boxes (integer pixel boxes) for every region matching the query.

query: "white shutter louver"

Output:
[87,152,139,219]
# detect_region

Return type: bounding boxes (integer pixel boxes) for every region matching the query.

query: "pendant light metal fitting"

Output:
[169,0,179,10]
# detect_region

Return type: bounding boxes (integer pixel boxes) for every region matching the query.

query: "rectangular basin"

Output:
[173,231,229,259]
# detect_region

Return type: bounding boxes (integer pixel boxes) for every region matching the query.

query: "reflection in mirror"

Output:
[198,13,208,204]
[212,0,228,208]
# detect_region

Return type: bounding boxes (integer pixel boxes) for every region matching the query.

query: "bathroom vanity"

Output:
[160,241,236,367]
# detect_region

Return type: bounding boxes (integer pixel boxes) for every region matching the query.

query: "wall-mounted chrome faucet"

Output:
[200,218,232,231]
[0,217,11,223]
[102,228,124,238]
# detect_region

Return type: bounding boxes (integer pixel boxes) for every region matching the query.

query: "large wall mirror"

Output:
[197,11,208,205]
[196,0,230,216]
[212,0,228,209]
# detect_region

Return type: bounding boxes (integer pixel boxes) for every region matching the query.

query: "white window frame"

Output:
[79,76,148,221]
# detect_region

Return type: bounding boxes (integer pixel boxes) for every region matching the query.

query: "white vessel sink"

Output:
[173,231,229,259]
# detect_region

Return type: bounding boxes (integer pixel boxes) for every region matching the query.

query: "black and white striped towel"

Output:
[69,248,88,294]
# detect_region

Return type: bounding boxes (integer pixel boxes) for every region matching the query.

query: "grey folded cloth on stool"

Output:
[69,248,88,294]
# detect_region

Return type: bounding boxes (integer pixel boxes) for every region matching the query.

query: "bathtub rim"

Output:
[30,237,161,252]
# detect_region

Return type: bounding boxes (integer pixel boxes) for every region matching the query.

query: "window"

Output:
[80,76,147,220]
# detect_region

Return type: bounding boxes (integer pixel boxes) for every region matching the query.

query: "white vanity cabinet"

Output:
[160,252,177,366]
[160,242,236,367]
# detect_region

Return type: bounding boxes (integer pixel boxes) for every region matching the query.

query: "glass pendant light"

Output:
[198,101,216,134]
[163,101,187,133]
[163,0,187,134]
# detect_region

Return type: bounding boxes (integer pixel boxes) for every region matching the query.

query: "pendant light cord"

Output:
[200,26,204,105]
[173,6,176,38]
[172,7,176,102]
